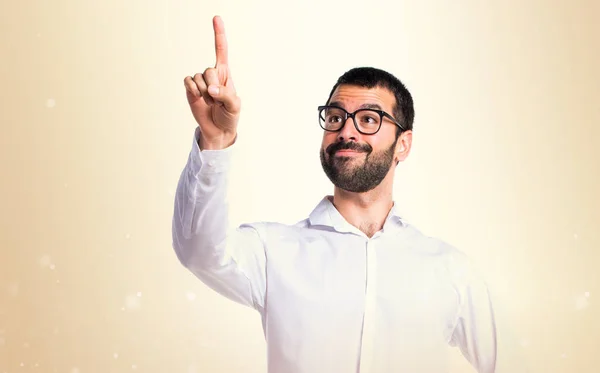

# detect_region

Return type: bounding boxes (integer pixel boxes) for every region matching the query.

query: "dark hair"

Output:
[325,67,414,136]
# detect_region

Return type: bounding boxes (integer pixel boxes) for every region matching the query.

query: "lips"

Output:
[326,142,371,157]
[335,150,361,155]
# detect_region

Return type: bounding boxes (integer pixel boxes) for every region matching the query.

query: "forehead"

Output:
[329,84,396,112]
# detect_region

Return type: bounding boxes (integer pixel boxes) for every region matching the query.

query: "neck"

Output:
[330,177,395,238]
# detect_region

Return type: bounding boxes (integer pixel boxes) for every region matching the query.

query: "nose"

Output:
[337,116,359,141]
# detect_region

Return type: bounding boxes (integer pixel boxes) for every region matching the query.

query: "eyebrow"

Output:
[329,101,384,111]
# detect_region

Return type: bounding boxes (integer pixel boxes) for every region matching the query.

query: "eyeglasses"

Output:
[318,105,405,135]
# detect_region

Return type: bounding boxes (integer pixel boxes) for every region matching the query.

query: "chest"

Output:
[264,233,459,327]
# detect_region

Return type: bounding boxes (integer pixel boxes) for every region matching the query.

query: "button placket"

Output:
[358,239,378,373]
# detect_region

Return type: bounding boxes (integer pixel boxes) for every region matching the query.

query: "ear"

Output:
[394,130,412,164]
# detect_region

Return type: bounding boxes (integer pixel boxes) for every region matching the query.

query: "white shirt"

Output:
[172,127,497,373]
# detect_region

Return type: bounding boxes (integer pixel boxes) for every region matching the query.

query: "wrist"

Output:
[198,131,236,150]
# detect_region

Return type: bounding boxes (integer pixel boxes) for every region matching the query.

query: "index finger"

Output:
[213,15,228,66]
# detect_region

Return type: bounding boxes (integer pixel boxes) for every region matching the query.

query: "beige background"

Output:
[1,0,599,372]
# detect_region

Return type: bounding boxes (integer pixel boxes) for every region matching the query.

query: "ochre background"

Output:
[1,0,598,372]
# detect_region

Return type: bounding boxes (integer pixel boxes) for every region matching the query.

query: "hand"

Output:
[183,16,240,149]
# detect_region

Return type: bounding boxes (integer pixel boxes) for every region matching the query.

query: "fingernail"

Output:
[208,86,219,96]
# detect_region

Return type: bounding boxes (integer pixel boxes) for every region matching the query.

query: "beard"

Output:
[320,138,397,193]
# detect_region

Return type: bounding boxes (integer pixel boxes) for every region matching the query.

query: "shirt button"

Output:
[208,160,216,167]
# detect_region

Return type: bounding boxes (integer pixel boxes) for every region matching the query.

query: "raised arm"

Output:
[172,16,266,312]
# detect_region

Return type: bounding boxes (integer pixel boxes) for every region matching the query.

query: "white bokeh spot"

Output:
[39,255,52,268]
[186,291,197,301]
[575,294,589,310]
[46,99,56,108]
[125,294,141,310]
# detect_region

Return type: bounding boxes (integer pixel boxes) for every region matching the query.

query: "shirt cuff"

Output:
[188,126,236,176]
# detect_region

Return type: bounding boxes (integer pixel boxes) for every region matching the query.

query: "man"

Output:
[172,15,497,373]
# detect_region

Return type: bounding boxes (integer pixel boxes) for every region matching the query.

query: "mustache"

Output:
[326,141,372,156]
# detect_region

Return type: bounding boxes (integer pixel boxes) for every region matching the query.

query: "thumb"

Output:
[207,84,240,114]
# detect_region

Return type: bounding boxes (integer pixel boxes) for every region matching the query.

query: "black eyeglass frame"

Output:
[318,105,406,135]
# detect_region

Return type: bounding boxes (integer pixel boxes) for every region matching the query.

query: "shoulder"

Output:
[398,223,475,277]
[293,218,311,229]
[401,223,463,256]
[238,219,311,240]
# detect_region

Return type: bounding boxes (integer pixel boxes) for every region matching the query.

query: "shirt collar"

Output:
[308,195,407,235]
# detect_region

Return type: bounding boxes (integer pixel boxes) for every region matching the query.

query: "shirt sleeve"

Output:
[448,253,498,373]
[171,127,267,313]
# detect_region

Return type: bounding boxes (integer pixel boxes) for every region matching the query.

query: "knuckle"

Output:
[203,67,216,76]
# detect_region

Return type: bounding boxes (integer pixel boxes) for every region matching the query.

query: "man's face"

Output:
[320,84,404,193]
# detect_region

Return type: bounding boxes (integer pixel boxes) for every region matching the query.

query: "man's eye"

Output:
[327,115,342,123]
[360,115,378,124]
